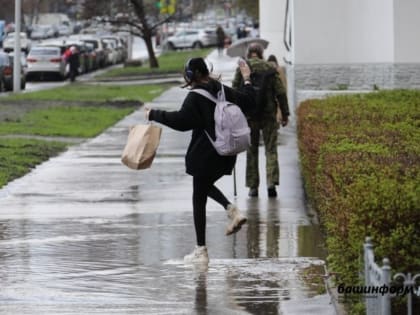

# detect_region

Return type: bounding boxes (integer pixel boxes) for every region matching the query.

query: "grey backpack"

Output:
[191,85,250,156]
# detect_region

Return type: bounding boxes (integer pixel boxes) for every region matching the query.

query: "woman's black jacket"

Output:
[149,79,256,177]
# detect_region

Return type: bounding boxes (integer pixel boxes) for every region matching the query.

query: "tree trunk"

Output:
[129,0,160,68]
[143,34,159,68]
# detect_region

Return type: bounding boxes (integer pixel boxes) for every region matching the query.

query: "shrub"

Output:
[297,90,420,313]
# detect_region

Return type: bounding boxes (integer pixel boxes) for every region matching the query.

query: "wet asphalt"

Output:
[0,50,336,314]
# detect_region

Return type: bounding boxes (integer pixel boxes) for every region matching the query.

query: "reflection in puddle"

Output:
[194,266,208,315]
[298,225,327,259]
[0,206,328,314]
[243,197,326,260]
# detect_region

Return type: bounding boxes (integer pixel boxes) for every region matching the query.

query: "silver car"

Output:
[100,35,127,63]
[30,25,53,40]
[26,46,67,80]
[165,29,217,50]
[2,32,32,53]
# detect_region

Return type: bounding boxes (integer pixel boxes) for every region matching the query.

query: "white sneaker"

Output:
[184,246,209,264]
[225,204,247,236]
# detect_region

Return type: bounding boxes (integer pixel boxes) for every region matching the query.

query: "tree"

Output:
[0,0,15,21]
[83,0,178,69]
[191,1,207,16]
[125,0,166,68]
[237,0,259,20]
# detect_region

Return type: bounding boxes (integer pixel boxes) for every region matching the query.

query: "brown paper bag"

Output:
[121,124,162,170]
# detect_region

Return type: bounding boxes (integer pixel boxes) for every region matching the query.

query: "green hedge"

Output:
[297,90,420,313]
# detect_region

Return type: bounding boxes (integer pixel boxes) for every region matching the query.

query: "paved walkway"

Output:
[0,50,337,314]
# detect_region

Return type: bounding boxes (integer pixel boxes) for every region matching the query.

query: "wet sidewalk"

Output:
[0,50,336,314]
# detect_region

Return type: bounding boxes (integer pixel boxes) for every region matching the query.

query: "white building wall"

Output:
[394,0,420,63]
[293,0,348,64]
[259,0,420,102]
[293,0,394,64]
[259,0,420,65]
[346,0,394,63]
[259,0,287,64]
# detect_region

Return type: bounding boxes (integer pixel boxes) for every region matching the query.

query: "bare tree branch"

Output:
[82,0,181,69]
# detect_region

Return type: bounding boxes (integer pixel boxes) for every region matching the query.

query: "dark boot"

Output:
[268,186,277,198]
[248,187,258,197]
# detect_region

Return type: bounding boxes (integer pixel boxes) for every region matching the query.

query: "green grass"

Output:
[0,138,67,188]
[3,83,172,103]
[0,106,135,137]
[99,48,212,78]
[0,82,173,188]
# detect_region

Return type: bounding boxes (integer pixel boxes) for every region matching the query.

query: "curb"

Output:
[92,72,183,82]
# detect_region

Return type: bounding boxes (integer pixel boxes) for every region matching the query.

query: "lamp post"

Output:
[13,0,22,93]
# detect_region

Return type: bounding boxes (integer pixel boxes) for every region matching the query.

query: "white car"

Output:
[102,39,118,65]
[2,32,31,53]
[101,35,126,63]
[165,29,217,50]
[26,46,68,80]
[30,25,49,40]
[57,25,72,37]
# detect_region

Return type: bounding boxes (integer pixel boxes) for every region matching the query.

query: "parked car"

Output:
[165,29,217,50]
[0,52,12,91]
[101,35,127,63]
[57,24,72,37]
[26,45,68,80]
[31,25,48,40]
[84,42,99,70]
[8,51,28,77]
[102,39,118,65]
[30,25,52,40]
[64,40,92,73]
[69,35,106,68]
[2,32,31,53]
[38,39,67,53]
[0,51,26,91]
[37,39,88,74]
[50,24,60,38]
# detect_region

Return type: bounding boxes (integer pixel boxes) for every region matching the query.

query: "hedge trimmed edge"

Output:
[297,90,420,314]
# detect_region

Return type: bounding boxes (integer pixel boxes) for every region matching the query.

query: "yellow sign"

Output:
[160,0,176,15]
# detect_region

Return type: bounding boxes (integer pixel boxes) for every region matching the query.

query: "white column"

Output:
[394,0,420,63]
[13,0,22,93]
[259,0,287,63]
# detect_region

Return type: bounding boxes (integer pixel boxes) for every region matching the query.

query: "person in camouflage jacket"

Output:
[232,43,290,197]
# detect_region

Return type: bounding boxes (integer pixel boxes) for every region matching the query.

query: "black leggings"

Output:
[193,174,230,246]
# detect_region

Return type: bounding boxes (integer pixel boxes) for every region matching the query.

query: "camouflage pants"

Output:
[246,119,280,188]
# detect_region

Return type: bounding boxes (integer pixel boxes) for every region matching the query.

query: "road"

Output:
[0,36,149,95]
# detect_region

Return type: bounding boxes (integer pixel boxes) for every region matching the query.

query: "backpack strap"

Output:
[190,88,218,103]
[189,88,219,145]
[190,84,226,103]
[218,84,226,101]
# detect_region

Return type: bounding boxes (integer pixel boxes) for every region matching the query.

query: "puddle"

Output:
[0,212,330,314]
